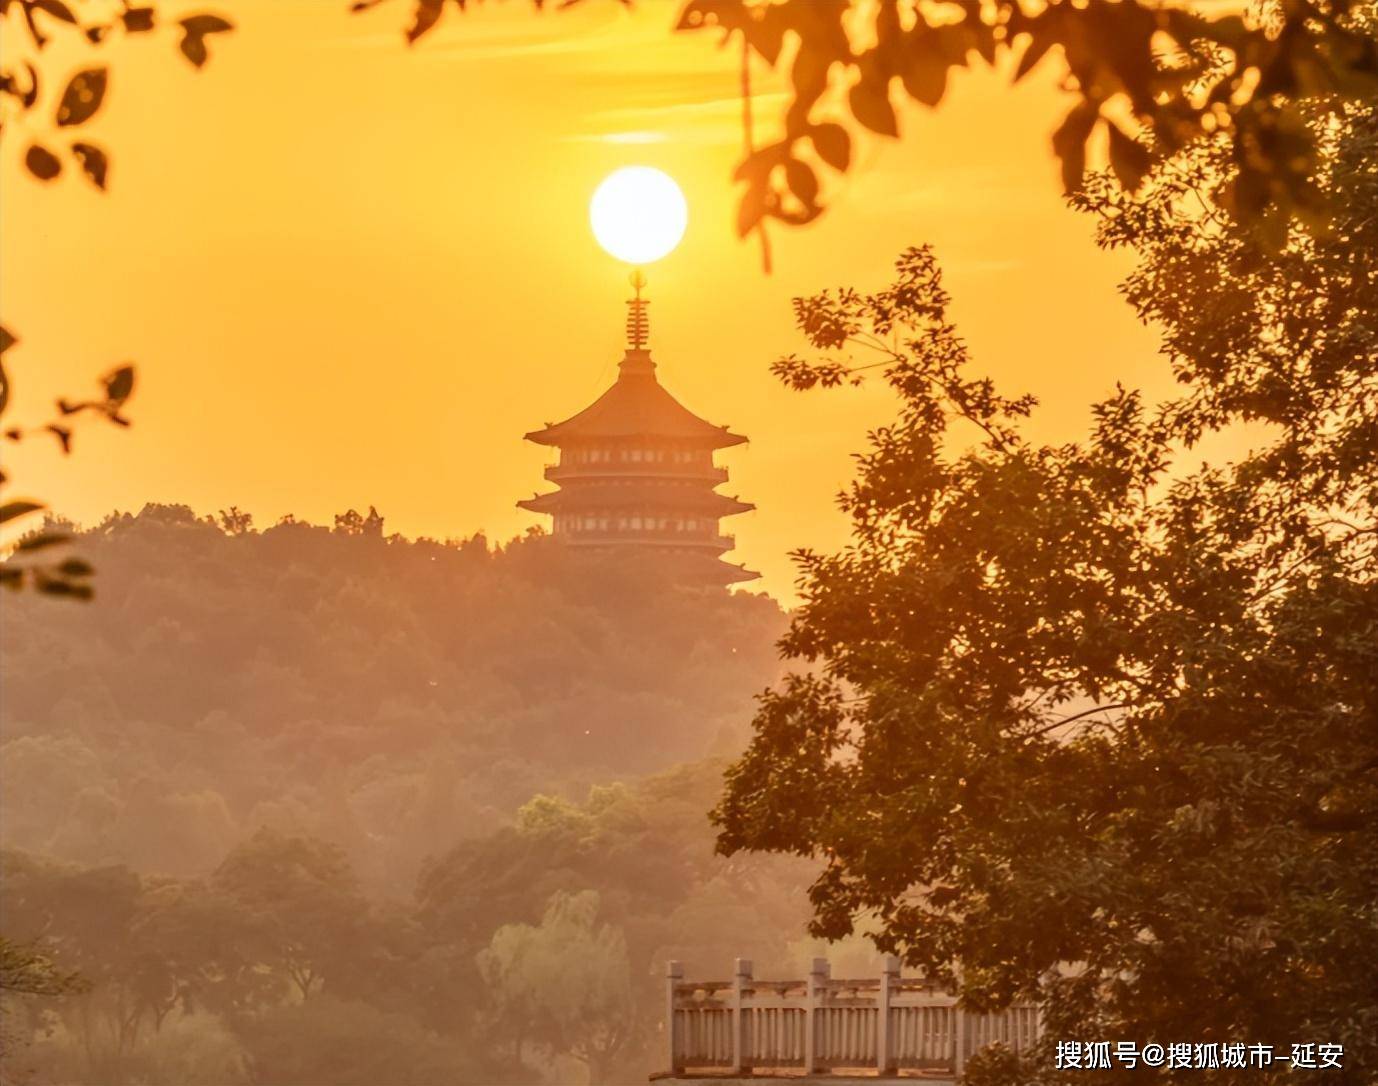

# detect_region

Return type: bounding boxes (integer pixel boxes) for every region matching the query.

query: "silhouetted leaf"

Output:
[0,501,44,526]
[71,142,108,190]
[24,143,61,181]
[45,424,72,452]
[16,531,71,552]
[20,62,40,109]
[56,68,107,127]
[810,124,850,172]
[784,159,819,209]
[406,0,444,43]
[849,73,898,137]
[901,38,947,107]
[1052,101,1099,193]
[122,7,156,32]
[178,14,233,68]
[1107,123,1151,191]
[0,326,14,357]
[32,0,76,22]
[103,365,134,405]
[57,557,93,577]
[736,183,766,238]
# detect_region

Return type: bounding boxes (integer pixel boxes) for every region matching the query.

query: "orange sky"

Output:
[1,0,1173,600]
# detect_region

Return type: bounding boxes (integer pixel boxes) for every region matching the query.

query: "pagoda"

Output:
[518,275,758,586]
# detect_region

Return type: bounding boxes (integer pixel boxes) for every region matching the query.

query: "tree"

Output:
[210,830,367,1002]
[477,890,636,1084]
[711,86,1377,1081]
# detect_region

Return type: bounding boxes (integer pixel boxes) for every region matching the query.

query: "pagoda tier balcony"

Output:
[561,528,735,554]
[544,462,729,484]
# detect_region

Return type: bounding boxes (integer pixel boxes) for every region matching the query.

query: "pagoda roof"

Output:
[525,350,747,449]
[517,485,753,517]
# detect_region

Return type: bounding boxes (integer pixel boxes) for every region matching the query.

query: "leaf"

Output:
[16,531,71,552]
[103,365,134,405]
[178,14,233,69]
[0,326,12,419]
[71,142,108,190]
[810,123,850,172]
[32,0,76,22]
[406,0,444,43]
[736,182,767,239]
[57,558,93,577]
[901,38,948,108]
[20,62,40,109]
[122,7,156,32]
[848,74,898,138]
[56,67,107,128]
[0,501,45,526]
[1107,124,1151,191]
[1051,101,1099,193]
[784,159,819,209]
[45,424,72,452]
[24,143,61,181]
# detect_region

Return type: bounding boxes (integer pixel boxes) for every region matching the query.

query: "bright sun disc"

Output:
[589,166,688,265]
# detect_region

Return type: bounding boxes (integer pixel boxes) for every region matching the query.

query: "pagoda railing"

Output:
[561,527,732,549]
[660,958,1041,1080]
[545,462,729,484]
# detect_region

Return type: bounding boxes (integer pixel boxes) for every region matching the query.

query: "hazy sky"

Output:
[2,0,1173,599]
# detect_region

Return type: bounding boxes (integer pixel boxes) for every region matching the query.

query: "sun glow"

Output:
[589,166,688,265]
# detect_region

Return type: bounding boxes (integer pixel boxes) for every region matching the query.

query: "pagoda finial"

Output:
[626,269,649,350]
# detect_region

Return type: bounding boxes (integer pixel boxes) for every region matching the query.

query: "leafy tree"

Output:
[477,890,636,1083]
[712,87,1377,1081]
[210,830,367,1002]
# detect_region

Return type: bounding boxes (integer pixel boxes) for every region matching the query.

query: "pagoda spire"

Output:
[625,269,649,351]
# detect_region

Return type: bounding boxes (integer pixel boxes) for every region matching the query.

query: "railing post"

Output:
[953,1000,966,1078]
[805,957,829,1074]
[732,958,753,1075]
[878,955,899,1076]
[665,960,683,1075]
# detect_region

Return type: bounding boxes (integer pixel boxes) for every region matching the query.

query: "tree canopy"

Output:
[713,89,1378,1082]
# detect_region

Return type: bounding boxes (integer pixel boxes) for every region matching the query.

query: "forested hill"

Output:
[0,504,787,888]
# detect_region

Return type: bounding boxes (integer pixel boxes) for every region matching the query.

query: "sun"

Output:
[589,166,688,266]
